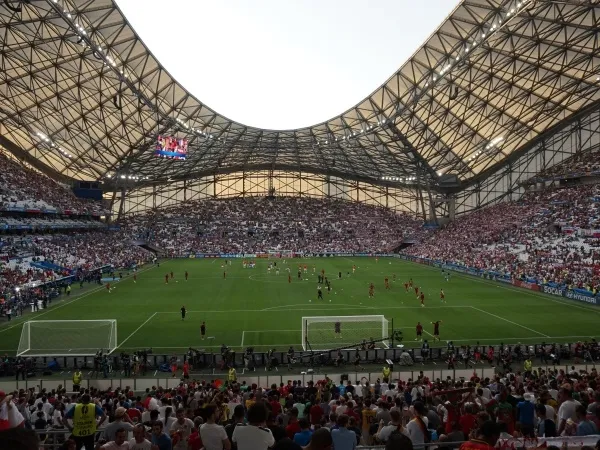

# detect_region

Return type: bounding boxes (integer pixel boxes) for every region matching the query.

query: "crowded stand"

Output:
[0,152,105,216]
[408,182,600,293]
[1,232,153,321]
[528,149,600,182]
[121,197,422,255]
[1,363,599,449]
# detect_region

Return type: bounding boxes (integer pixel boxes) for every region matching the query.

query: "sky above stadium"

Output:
[116,0,458,130]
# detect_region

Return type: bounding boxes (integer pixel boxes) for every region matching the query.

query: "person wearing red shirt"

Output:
[459,404,478,437]
[187,418,203,450]
[269,396,282,417]
[285,407,301,439]
[142,393,152,410]
[182,361,190,380]
[309,401,324,426]
[345,401,360,424]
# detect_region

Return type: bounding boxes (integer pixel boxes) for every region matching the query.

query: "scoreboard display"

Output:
[155,135,188,160]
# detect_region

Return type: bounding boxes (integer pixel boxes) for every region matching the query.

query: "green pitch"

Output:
[1,257,598,355]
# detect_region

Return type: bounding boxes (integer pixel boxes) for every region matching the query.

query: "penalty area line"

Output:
[116,312,157,350]
[0,263,161,335]
[468,306,549,338]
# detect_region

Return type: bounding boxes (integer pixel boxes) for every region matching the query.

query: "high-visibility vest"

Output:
[382,367,391,379]
[73,371,82,385]
[524,360,532,372]
[72,403,97,436]
[228,368,236,381]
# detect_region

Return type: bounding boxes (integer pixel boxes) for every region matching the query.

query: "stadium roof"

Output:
[0,0,599,190]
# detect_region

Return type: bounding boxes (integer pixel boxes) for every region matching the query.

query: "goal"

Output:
[17,320,118,357]
[301,315,389,351]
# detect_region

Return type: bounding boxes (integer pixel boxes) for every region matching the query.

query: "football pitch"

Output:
[1,257,598,355]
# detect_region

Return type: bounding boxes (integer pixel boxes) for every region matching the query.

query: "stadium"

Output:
[1,0,600,448]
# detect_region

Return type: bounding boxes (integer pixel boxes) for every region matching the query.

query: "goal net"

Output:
[17,320,118,356]
[301,315,389,351]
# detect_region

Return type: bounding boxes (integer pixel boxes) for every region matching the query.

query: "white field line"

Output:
[469,306,550,338]
[424,330,435,338]
[410,260,600,315]
[0,263,160,335]
[116,312,157,349]
[260,304,471,312]
[241,327,414,333]
[156,306,471,314]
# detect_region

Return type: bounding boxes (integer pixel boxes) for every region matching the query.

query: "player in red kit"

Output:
[414,286,419,297]
[185,271,189,281]
[404,282,409,292]
[431,320,442,341]
[106,282,111,292]
[369,283,375,298]
[384,277,390,290]
[170,271,174,279]
[165,274,169,284]
[420,292,425,306]
[440,289,445,303]
[133,273,137,283]
[415,322,423,341]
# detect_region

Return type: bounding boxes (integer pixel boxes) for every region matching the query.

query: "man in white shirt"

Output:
[41,397,53,417]
[170,408,195,450]
[98,428,129,450]
[376,410,409,443]
[557,387,581,435]
[129,424,152,450]
[200,404,230,450]
[232,403,274,450]
[384,384,397,399]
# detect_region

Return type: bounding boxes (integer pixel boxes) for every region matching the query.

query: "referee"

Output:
[181,305,186,321]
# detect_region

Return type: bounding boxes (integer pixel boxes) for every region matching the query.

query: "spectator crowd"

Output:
[120,196,422,256]
[1,361,600,449]
[0,152,105,216]
[408,182,600,293]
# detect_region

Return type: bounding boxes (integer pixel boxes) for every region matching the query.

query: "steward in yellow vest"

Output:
[64,394,106,449]
[72,370,82,389]
[228,367,237,382]
[382,365,391,381]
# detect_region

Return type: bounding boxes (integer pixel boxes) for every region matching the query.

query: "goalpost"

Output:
[301,315,389,351]
[17,320,118,357]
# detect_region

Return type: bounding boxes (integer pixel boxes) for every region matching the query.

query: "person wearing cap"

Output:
[102,406,134,442]
[63,394,106,450]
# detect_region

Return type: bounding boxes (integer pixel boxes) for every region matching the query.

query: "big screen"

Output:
[155,136,188,160]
